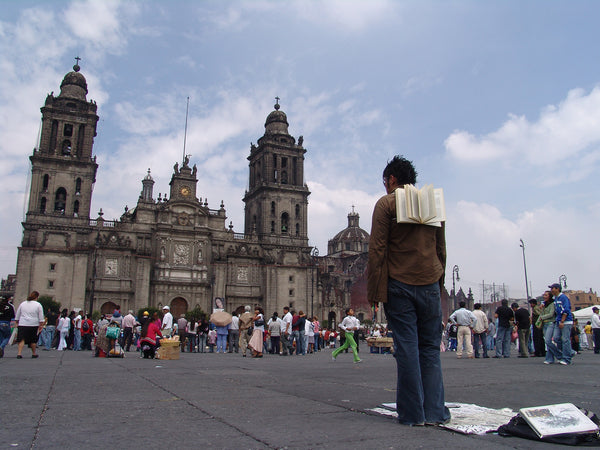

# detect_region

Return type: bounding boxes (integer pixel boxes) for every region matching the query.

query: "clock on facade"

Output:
[180,186,191,196]
[105,258,118,276]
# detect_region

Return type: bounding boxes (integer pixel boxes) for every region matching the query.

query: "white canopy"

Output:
[573,305,600,324]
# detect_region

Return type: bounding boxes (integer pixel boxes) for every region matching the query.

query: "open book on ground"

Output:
[395,184,446,227]
[519,403,599,439]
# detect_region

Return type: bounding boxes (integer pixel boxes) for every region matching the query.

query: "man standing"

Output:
[591,307,600,354]
[494,299,514,358]
[449,301,476,359]
[512,302,530,358]
[161,306,173,338]
[121,310,136,352]
[80,314,94,351]
[177,314,188,351]
[228,312,239,353]
[367,155,450,426]
[471,303,489,358]
[40,305,59,351]
[281,306,293,356]
[529,299,545,357]
[547,283,574,365]
[0,296,16,358]
[238,306,254,357]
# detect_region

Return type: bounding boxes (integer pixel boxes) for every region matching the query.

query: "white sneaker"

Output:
[354,359,362,364]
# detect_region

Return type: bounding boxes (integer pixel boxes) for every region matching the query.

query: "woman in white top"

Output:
[15,291,45,359]
[248,307,265,358]
[57,309,70,351]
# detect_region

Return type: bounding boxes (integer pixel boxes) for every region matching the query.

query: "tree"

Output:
[38,296,61,315]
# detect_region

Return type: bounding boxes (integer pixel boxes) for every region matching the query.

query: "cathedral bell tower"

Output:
[243,99,310,245]
[27,60,99,222]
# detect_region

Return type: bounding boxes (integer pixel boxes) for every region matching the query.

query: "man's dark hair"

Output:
[283,306,289,311]
[383,155,417,186]
[511,302,519,309]
[501,299,508,306]
[459,301,466,308]
[474,303,481,309]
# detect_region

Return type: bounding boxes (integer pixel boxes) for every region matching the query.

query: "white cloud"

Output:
[446,200,600,299]
[64,0,140,56]
[445,86,600,175]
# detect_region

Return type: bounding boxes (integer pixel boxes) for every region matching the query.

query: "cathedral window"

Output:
[54,188,67,214]
[289,289,295,297]
[75,178,82,194]
[281,213,289,234]
[345,243,351,251]
[295,223,299,236]
[281,157,287,168]
[61,140,72,156]
[292,158,297,185]
[42,174,49,192]
[49,263,56,272]
[40,197,47,213]
[270,221,275,233]
[295,204,300,218]
[48,280,54,289]
[63,123,73,137]
[281,170,288,184]
[271,201,276,215]
[73,200,80,216]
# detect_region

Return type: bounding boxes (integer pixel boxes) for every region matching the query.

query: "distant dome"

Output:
[59,64,88,100]
[327,210,370,256]
[264,100,289,134]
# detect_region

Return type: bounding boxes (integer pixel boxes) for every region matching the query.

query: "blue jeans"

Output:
[473,332,487,357]
[73,329,81,351]
[543,322,556,363]
[0,321,12,349]
[216,334,227,352]
[384,279,449,425]
[40,326,56,350]
[547,322,573,364]
[495,326,511,357]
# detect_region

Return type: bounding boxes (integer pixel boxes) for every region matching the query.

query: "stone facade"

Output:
[14,66,314,318]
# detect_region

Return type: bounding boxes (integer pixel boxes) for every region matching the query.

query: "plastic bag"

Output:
[8,328,17,345]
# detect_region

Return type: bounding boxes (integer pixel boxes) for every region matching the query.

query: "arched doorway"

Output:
[170,297,188,319]
[101,301,119,316]
[328,311,337,330]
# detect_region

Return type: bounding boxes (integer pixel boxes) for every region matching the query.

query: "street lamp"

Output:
[519,239,530,301]
[559,274,567,290]
[452,265,460,312]
[310,247,319,319]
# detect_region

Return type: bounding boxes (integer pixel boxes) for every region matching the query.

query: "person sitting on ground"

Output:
[140,312,163,359]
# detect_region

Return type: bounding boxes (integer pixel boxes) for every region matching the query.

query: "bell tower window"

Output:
[42,174,49,192]
[61,140,72,155]
[271,201,276,215]
[50,120,58,153]
[281,212,289,234]
[63,123,73,137]
[281,170,288,184]
[270,221,275,233]
[75,178,82,194]
[76,125,85,157]
[40,197,47,213]
[73,200,80,216]
[54,187,67,214]
[295,223,299,236]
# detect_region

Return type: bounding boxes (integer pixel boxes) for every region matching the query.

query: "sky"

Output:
[1,0,599,302]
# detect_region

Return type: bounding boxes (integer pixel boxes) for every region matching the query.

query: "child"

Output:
[207,327,217,353]
[332,308,361,363]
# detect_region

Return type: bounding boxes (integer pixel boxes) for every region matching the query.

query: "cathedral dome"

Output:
[327,210,370,256]
[59,64,88,100]
[264,100,289,134]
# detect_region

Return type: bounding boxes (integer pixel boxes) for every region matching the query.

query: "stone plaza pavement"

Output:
[1,344,599,449]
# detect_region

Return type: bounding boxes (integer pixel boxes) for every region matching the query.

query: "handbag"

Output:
[106,326,120,340]
[254,319,265,327]
[535,316,543,329]
[8,328,18,345]
[511,328,518,343]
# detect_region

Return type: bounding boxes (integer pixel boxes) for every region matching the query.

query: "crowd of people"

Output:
[445,283,600,364]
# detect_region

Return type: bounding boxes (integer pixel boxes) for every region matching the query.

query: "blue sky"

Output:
[1,1,599,301]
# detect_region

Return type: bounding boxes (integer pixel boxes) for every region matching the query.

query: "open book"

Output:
[519,403,599,439]
[395,184,446,227]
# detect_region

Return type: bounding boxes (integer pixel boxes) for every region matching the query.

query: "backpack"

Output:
[82,321,90,331]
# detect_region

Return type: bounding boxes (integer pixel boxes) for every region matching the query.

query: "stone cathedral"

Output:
[14,64,316,319]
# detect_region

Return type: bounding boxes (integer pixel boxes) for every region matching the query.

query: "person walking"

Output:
[332,308,361,363]
[15,291,45,359]
[0,296,16,358]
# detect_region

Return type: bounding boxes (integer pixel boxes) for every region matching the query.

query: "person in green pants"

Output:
[332,308,362,363]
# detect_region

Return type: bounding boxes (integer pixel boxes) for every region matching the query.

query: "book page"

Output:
[394,188,411,223]
[519,403,599,438]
